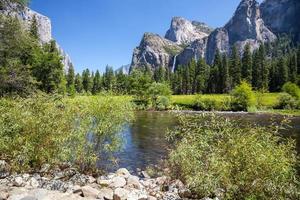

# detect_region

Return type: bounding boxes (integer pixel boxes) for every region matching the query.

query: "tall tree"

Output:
[103,65,116,91]
[241,43,252,83]
[82,69,92,93]
[74,73,83,93]
[277,57,289,87]
[229,45,241,88]
[30,15,39,40]
[221,54,231,93]
[92,70,101,95]
[66,64,75,96]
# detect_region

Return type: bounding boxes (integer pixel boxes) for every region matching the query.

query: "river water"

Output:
[101,111,300,172]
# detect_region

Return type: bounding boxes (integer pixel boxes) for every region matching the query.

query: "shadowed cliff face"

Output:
[260,0,300,42]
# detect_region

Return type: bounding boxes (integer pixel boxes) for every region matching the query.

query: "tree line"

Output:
[67,36,300,96]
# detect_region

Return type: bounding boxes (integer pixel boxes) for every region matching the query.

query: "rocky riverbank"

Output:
[0,160,204,200]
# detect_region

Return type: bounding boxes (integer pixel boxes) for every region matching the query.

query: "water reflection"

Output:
[98,111,300,172]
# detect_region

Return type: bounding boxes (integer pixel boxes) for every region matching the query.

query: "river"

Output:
[99,111,300,172]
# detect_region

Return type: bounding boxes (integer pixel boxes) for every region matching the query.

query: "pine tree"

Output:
[92,70,101,95]
[252,50,259,89]
[221,54,231,93]
[288,52,297,83]
[82,69,92,92]
[30,15,39,40]
[242,43,252,83]
[230,45,241,88]
[277,57,289,88]
[74,73,83,93]
[154,66,166,83]
[258,44,269,91]
[103,65,116,91]
[66,64,75,96]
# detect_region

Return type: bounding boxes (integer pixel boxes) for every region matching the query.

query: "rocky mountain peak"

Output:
[165,17,211,45]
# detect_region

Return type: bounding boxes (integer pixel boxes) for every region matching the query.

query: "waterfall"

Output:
[194,53,198,62]
[172,55,178,72]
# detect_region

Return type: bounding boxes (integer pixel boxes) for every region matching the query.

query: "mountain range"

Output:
[130,0,300,72]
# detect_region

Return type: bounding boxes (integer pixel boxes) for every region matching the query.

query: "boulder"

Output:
[81,185,100,198]
[97,179,111,187]
[127,176,141,189]
[0,160,10,179]
[116,168,131,179]
[97,187,114,200]
[109,177,126,188]
[113,188,129,200]
[13,177,24,187]
[29,178,39,188]
[0,191,9,200]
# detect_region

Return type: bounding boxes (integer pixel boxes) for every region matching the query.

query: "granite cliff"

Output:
[131,0,298,71]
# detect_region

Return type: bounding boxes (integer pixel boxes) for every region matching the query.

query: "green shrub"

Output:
[282,82,300,100]
[276,93,299,110]
[231,81,257,111]
[167,114,298,199]
[0,94,133,172]
[146,82,172,109]
[156,96,170,110]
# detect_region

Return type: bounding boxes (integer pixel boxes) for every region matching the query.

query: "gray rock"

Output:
[109,177,126,188]
[81,185,100,198]
[116,168,131,179]
[260,0,300,43]
[165,17,211,45]
[13,177,24,187]
[97,187,114,200]
[127,176,141,189]
[0,191,9,200]
[0,160,10,179]
[113,188,129,200]
[141,171,150,179]
[20,197,37,200]
[29,178,39,188]
[131,33,183,72]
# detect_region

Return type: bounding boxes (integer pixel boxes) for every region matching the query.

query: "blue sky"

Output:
[30,0,263,73]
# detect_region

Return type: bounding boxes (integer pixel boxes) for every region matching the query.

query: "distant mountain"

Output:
[116,64,130,75]
[0,4,73,72]
[130,0,299,71]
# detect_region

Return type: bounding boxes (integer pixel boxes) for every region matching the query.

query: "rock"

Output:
[131,33,183,72]
[260,0,300,43]
[116,168,131,178]
[109,177,126,188]
[13,177,24,187]
[68,185,82,195]
[87,176,96,184]
[0,191,9,200]
[113,188,129,200]
[165,17,212,45]
[97,178,111,187]
[29,178,39,188]
[39,164,51,174]
[20,197,37,200]
[141,171,150,179]
[0,160,10,179]
[127,176,141,189]
[147,196,157,200]
[97,187,114,200]
[81,185,100,198]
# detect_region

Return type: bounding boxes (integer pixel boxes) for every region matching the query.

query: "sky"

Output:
[29,0,263,73]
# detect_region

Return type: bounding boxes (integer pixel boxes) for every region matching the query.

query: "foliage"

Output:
[146,82,172,109]
[276,93,299,110]
[282,82,300,100]
[167,114,299,199]
[0,95,133,172]
[231,81,257,111]
[194,95,231,111]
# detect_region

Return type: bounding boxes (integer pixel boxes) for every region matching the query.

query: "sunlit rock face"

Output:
[0,4,73,72]
[131,33,183,71]
[206,0,276,64]
[165,17,212,45]
[260,0,300,42]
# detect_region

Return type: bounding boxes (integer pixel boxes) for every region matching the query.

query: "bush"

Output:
[231,81,257,111]
[282,82,300,100]
[276,93,300,110]
[146,82,172,109]
[167,114,298,199]
[156,96,170,110]
[0,94,133,172]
